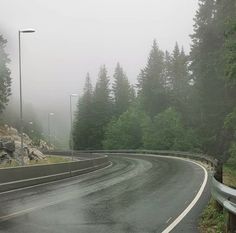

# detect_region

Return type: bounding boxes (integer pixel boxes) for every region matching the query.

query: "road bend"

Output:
[0,154,210,233]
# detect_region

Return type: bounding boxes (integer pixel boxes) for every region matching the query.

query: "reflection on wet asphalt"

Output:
[0,155,207,233]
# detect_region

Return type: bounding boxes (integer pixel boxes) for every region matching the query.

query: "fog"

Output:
[0,0,198,148]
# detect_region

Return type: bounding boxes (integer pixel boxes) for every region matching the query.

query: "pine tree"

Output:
[92,65,112,149]
[168,43,190,122]
[0,34,11,113]
[137,40,167,117]
[224,1,236,82]
[190,0,224,154]
[163,50,172,89]
[190,0,236,157]
[112,63,132,116]
[73,73,94,149]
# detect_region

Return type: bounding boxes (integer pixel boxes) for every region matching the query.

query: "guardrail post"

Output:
[214,161,224,212]
[215,161,223,183]
[228,212,236,233]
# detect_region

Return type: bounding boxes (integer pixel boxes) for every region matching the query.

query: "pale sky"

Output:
[0,0,198,147]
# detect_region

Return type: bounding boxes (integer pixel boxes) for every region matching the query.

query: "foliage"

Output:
[189,0,236,158]
[225,20,236,81]
[223,143,236,188]
[167,43,191,123]
[0,155,70,168]
[143,108,199,151]
[91,66,113,149]
[137,40,168,117]
[73,73,95,150]
[199,199,226,233]
[72,0,236,161]
[102,107,148,149]
[112,63,133,116]
[0,35,11,113]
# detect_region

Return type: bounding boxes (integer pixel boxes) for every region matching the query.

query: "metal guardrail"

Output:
[212,176,236,215]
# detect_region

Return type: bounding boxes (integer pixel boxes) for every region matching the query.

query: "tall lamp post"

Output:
[70,94,78,160]
[48,112,54,147]
[18,29,35,165]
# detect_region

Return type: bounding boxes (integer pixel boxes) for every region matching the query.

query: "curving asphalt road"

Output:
[0,154,210,233]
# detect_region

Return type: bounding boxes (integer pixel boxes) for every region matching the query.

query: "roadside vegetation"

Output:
[224,143,236,188]
[29,155,71,165]
[72,0,236,165]
[0,155,70,168]
[0,0,235,231]
[71,1,236,232]
[199,199,227,233]
[199,146,236,233]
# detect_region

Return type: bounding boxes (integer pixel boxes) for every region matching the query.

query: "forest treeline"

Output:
[72,0,236,161]
[0,0,235,160]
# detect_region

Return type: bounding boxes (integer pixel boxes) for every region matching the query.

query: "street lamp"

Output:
[70,94,78,160]
[18,28,35,165]
[48,112,54,147]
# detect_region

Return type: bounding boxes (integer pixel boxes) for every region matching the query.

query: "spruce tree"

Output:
[190,0,234,157]
[112,63,132,116]
[224,1,236,82]
[137,40,167,117]
[73,73,94,149]
[168,43,190,122]
[92,65,112,149]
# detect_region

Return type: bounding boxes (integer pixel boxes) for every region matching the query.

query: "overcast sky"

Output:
[0,0,198,147]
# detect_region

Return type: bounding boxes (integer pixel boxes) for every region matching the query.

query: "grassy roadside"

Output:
[199,158,236,233]
[199,199,227,233]
[0,155,71,168]
[223,163,236,188]
[29,155,71,165]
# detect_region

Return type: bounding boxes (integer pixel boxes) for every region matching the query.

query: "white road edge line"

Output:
[0,162,113,196]
[148,155,208,233]
[0,153,208,230]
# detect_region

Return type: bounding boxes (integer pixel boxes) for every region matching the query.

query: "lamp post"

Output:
[70,94,78,160]
[48,112,54,147]
[18,29,35,165]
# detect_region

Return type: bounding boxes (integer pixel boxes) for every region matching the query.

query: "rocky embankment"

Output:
[0,125,49,165]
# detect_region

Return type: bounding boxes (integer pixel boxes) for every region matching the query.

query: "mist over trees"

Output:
[72,41,197,151]
[0,0,235,162]
[72,0,236,162]
[189,0,236,160]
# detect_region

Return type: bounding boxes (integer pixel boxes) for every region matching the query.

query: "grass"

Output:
[223,157,236,188]
[199,199,227,233]
[29,155,71,165]
[200,155,236,233]
[0,155,71,168]
[0,160,20,168]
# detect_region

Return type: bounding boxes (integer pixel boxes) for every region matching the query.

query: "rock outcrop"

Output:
[0,125,48,165]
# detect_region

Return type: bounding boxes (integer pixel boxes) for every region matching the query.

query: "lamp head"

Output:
[70,94,78,97]
[20,29,36,33]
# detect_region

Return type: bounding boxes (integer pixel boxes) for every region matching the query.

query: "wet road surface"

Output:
[0,154,210,233]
